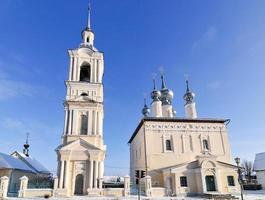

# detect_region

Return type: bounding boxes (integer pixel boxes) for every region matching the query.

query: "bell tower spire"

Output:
[87,1,91,30]
[82,1,95,47]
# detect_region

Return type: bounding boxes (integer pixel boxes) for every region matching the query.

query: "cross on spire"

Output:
[184,74,190,92]
[23,132,30,157]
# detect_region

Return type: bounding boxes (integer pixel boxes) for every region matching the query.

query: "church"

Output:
[55,5,106,196]
[128,75,241,196]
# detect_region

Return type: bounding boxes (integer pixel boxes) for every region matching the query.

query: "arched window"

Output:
[166,139,172,151]
[79,64,91,82]
[80,114,88,135]
[80,92,88,96]
[203,139,209,151]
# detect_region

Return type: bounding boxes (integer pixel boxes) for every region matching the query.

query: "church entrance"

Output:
[74,174,84,195]
[205,175,216,192]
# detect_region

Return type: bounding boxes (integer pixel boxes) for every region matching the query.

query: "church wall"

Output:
[0,169,10,178]
[130,126,146,184]
[218,168,240,193]
[142,121,232,171]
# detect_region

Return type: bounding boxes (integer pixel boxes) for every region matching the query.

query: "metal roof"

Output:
[12,151,50,174]
[254,152,265,171]
[0,152,34,172]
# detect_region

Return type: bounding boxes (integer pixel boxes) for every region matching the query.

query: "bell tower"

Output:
[56,3,106,196]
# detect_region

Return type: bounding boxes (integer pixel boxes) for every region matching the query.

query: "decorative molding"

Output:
[145,122,225,132]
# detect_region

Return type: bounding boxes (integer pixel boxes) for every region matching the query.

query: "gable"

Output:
[59,139,100,152]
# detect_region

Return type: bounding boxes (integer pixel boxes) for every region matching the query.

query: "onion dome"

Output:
[160,74,174,105]
[151,79,161,102]
[142,98,150,117]
[183,80,195,105]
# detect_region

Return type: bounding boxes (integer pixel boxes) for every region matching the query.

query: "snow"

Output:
[14,151,50,173]
[5,191,265,200]
[0,152,34,172]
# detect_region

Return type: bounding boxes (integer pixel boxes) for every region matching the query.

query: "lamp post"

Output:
[235,157,244,200]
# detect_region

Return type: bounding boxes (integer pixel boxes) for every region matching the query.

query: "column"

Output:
[64,161,70,189]
[93,59,97,83]
[94,161,99,188]
[68,57,73,80]
[97,111,102,135]
[59,161,65,189]
[0,176,9,198]
[94,111,97,135]
[92,111,95,135]
[72,110,76,135]
[97,60,101,83]
[68,110,72,135]
[215,169,221,192]
[63,110,68,134]
[144,176,152,197]
[200,170,206,193]
[95,111,98,135]
[76,58,80,81]
[99,161,104,179]
[86,111,89,135]
[124,175,130,197]
[89,160,94,189]
[53,177,58,190]
[98,162,103,189]
[18,176,28,198]
[88,110,92,135]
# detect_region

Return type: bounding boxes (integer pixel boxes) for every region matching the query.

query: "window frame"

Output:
[203,139,209,151]
[80,114,88,135]
[227,176,235,186]
[180,176,188,187]
[165,139,172,151]
[163,135,174,153]
[79,64,91,82]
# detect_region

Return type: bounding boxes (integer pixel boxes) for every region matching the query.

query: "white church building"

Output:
[128,76,241,196]
[55,5,106,196]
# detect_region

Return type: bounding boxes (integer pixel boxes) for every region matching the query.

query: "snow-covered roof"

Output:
[0,152,34,172]
[11,151,50,174]
[253,152,265,171]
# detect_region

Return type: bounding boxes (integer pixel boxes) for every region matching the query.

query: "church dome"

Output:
[161,88,174,105]
[183,80,195,104]
[184,91,195,104]
[151,79,162,102]
[142,101,150,117]
[160,74,174,105]
[151,90,161,101]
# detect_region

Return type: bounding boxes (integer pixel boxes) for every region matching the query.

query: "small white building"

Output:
[253,152,265,189]
[0,151,50,196]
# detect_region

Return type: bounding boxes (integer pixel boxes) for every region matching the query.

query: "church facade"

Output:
[55,6,106,196]
[128,76,241,196]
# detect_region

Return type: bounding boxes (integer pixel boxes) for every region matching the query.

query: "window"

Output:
[227,176,235,186]
[166,139,172,151]
[203,139,209,151]
[180,176,188,187]
[80,92,88,96]
[80,64,91,82]
[80,114,88,135]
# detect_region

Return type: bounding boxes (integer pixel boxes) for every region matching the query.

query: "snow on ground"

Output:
[6,190,265,200]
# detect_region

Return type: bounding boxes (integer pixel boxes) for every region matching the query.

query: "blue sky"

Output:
[0,0,265,175]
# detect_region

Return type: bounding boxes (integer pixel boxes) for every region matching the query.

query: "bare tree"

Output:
[242,160,253,184]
